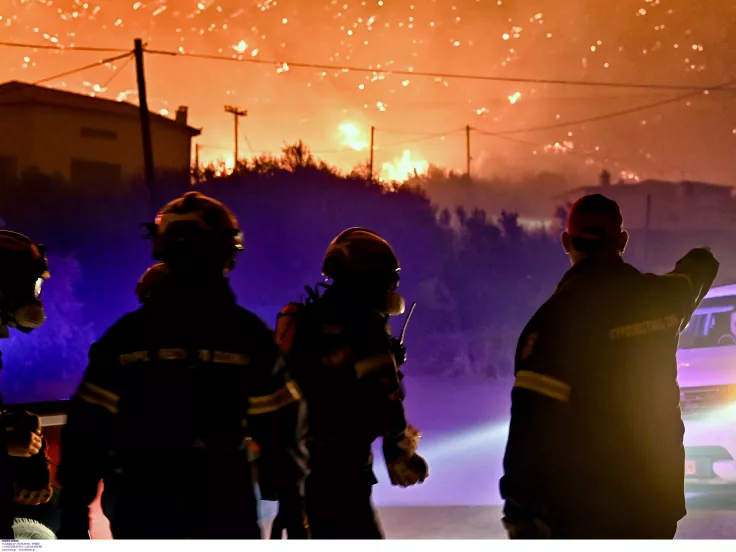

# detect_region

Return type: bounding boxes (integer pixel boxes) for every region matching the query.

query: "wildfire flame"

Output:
[338,122,369,151]
[380,150,429,182]
[336,122,428,182]
[203,154,235,177]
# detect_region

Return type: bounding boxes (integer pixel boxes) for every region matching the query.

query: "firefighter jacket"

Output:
[275,285,408,485]
[500,249,719,528]
[57,277,308,539]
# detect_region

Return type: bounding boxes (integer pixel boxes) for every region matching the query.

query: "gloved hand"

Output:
[382,425,429,487]
[12,437,54,506]
[389,337,407,366]
[2,411,43,458]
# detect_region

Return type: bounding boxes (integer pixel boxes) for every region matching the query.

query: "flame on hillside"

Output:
[380,150,429,182]
[338,122,369,151]
[337,122,428,182]
[197,125,429,182]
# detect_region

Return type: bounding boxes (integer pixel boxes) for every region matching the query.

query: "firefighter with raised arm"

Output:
[0,231,53,538]
[500,194,720,539]
[273,227,428,539]
[57,191,309,539]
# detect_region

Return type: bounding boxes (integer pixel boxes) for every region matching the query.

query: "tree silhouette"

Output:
[8,140,713,385]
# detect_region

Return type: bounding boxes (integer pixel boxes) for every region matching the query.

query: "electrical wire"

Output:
[0,41,129,53]
[473,131,539,148]
[33,51,133,86]
[142,46,736,93]
[201,128,457,156]
[472,76,736,136]
[377,127,451,136]
[472,126,646,173]
[242,135,255,154]
[100,54,135,89]
[213,92,709,107]
[3,40,734,93]
[381,129,464,148]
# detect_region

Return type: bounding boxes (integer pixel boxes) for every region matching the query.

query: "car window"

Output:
[680,296,736,349]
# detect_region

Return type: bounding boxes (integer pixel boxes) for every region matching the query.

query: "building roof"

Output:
[554,178,734,200]
[0,81,201,137]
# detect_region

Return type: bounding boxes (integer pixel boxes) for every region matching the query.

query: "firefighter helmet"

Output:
[144,192,244,271]
[322,227,400,283]
[135,262,170,304]
[322,228,404,315]
[0,231,50,333]
[0,231,50,283]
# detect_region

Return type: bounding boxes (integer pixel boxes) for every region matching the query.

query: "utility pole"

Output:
[133,38,155,210]
[193,143,200,185]
[465,125,471,180]
[369,126,375,183]
[224,105,247,171]
[644,192,652,264]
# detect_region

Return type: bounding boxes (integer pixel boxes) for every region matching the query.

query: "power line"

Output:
[3,40,735,93]
[470,130,612,179]
[375,128,443,136]
[382,129,464,148]
[0,41,129,53]
[219,92,708,107]
[476,130,598,159]
[474,131,539,148]
[143,46,736,93]
[472,126,655,175]
[196,142,364,156]
[100,54,135,89]
[473,76,736,136]
[33,51,133,85]
[200,128,459,156]
[238,128,256,154]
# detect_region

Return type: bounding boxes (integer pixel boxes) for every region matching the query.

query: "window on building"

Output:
[80,127,117,140]
[70,158,122,186]
[0,156,17,182]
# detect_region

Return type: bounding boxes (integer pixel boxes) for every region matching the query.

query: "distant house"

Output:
[0,81,200,186]
[555,170,736,231]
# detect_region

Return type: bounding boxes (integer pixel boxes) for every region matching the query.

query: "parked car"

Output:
[678,284,736,489]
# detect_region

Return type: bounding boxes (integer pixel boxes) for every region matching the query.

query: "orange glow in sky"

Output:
[1,1,735,185]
